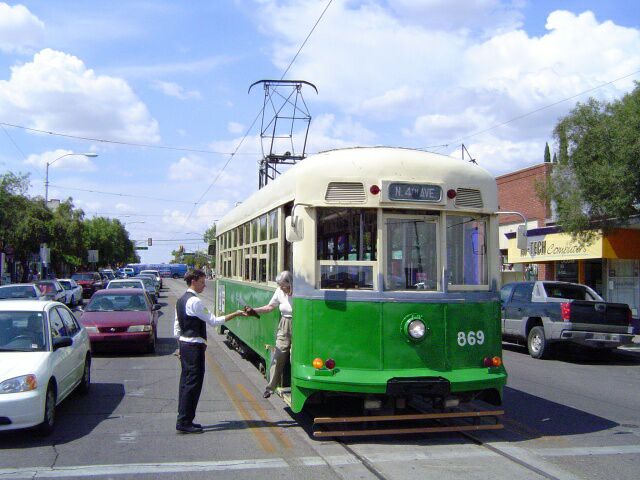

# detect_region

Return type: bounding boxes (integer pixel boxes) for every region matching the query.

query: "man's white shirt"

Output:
[174,288,226,343]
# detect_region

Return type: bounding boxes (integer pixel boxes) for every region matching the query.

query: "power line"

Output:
[438,69,640,149]
[0,121,260,156]
[49,184,196,204]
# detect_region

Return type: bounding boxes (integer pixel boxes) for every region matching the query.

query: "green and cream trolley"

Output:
[215,147,507,426]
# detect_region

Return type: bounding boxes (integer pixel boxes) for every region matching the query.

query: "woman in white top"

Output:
[249,271,293,398]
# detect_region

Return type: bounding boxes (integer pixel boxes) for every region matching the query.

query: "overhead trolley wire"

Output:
[181,0,335,227]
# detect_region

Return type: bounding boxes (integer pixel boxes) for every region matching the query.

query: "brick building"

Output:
[496,162,640,318]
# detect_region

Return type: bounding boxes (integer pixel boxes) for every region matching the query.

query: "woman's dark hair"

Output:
[184,269,205,285]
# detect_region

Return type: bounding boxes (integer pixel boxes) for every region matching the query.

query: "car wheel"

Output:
[147,330,157,354]
[78,356,91,394]
[37,384,56,436]
[527,326,551,359]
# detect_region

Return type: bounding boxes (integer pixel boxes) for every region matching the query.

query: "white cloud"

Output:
[151,80,202,100]
[0,48,160,143]
[389,0,524,34]
[162,200,230,232]
[255,2,640,172]
[0,3,44,53]
[167,155,241,186]
[115,203,134,212]
[24,149,97,171]
[227,121,244,134]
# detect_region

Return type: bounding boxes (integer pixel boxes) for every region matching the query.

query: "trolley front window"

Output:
[386,218,438,290]
[446,215,488,286]
[317,208,377,290]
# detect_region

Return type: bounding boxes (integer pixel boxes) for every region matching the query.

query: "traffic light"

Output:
[147,237,152,247]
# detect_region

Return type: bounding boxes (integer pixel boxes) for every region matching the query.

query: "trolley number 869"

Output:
[457,330,485,347]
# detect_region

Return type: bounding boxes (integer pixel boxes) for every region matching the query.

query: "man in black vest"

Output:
[175,269,246,433]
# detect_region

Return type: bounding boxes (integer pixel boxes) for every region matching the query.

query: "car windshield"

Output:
[86,294,147,312]
[135,277,154,288]
[108,281,142,289]
[58,281,72,290]
[72,273,93,281]
[0,311,47,352]
[0,286,38,299]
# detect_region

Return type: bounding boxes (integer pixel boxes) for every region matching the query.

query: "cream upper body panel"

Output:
[216,147,498,234]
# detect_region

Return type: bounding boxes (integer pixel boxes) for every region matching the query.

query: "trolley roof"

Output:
[217,147,498,233]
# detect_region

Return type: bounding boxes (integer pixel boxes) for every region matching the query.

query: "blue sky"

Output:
[1,0,639,264]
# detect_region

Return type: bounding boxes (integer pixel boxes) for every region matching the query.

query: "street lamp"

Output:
[45,152,98,203]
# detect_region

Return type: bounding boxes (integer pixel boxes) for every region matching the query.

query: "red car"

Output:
[71,272,104,298]
[79,289,160,353]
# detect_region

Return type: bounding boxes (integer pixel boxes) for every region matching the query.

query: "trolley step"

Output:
[312,409,504,438]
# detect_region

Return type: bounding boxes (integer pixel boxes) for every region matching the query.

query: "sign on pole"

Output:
[40,244,50,265]
[88,250,99,263]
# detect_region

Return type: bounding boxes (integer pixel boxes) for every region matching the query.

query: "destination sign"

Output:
[388,183,442,202]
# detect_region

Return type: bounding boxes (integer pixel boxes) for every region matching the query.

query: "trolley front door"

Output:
[383,214,440,291]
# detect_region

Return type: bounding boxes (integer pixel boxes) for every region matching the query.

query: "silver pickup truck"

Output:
[500,281,634,359]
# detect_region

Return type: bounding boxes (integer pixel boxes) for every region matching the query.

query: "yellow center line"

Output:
[236,383,294,450]
[205,351,275,453]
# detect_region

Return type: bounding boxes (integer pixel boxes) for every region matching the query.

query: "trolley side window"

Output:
[385,218,438,291]
[317,208,377,289]
[446,215,488,286]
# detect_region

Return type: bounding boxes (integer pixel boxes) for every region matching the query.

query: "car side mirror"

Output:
[285,215,304,242]
[153,304,161,311]
[53,336,73,350]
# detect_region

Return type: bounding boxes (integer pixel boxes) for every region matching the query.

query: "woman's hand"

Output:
[243,306,260,318]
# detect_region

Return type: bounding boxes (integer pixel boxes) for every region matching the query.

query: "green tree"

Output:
[83,217,138,267]
[544,142,551,163]
[547,83,640,239]
[48,199,86,273]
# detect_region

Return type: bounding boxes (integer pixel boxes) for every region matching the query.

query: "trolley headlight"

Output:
[401,315,428,342]
[408,320,426,339]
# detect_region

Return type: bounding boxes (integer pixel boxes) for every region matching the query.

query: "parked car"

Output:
[133,276,158,304]
[0,284,47,301]
[106,278,145,291]
[57,279,83,307]
[79,289,160,354]
[137,273,160,295]
[36,280,67,303]
[122,267,135,278]
[500,281,635,358]
[0,300,91,434]
[140,269,162,289]
[100,269,115,281]
[71,272,104,298]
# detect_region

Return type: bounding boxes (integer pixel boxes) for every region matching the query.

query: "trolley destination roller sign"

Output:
[214,147,506,436]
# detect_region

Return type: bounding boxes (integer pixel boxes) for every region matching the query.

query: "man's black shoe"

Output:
[176,424,203,434]
[192,423,202,429]
[263,390,271,398]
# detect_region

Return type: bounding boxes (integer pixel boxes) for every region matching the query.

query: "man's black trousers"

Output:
[177,341,206,427]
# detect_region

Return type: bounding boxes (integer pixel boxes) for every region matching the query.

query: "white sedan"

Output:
[57,279,83,307]
[0,300,91,435]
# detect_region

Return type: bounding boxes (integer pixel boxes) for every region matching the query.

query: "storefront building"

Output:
[497,163,640,318]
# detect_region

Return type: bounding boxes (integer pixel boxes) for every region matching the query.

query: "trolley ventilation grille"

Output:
[325,182,366,203]
[455,188,483,208]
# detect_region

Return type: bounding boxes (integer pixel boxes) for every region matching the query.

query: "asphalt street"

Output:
[0,278,638,480]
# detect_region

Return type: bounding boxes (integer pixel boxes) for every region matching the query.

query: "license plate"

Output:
[592,333,606,340]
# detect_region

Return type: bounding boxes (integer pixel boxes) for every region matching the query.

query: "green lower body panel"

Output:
[217,280,507,414]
